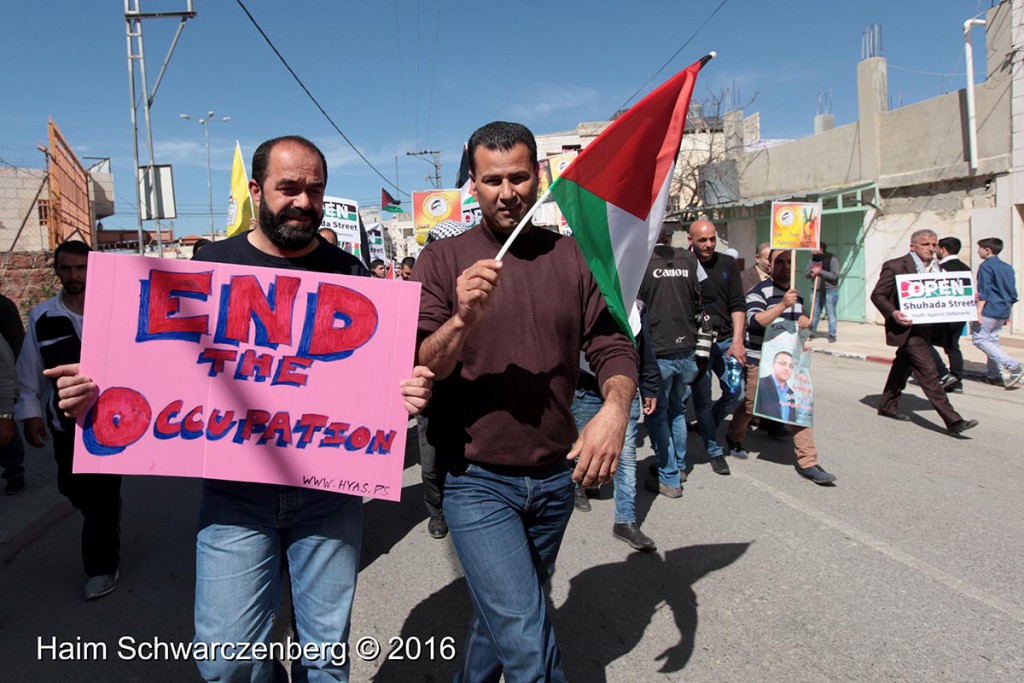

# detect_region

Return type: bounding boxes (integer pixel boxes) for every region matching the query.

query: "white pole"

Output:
[204,119,214,242]
[964,17,987,174]
[495,186,552,260]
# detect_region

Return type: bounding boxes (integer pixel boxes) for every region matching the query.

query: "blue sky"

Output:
[0,0,997,237]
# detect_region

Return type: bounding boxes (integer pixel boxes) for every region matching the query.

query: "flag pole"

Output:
[494,51,716,261]
[495,186,552,260]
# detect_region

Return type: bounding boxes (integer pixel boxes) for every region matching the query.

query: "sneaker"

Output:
[709,456,731,475]
[83,571,119,601]
[726,439,748,459]
[986,376,1005,386]
[612,523,657,552]
[1005,366,1024,389]
[4,476,25,496]
[945,382,964,394]
[427,515,449,539]
[573,487,592,512]
[828,335,837,343]
[939,373,958,389]
[948,418,979,435]
[644,478,682,498]
[796,465,836,485]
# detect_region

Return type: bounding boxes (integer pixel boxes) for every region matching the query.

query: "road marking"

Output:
[735,470,1024,624]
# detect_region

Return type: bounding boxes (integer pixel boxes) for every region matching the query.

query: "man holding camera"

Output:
[688,219,747,476]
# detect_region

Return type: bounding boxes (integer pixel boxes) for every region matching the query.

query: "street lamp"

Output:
[180,111,231,242]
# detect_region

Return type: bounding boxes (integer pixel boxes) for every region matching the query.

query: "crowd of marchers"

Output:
[0,121,1019,683]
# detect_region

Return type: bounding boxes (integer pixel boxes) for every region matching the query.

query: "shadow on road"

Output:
[372,542,750,682]
[858,393,953,436]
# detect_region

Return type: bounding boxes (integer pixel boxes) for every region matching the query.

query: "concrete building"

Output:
[699,0,1022,331]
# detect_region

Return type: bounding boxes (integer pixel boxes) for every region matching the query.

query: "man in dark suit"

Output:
[754,351,796,421]
[740,242,771,294]
[870,229,977,435]
[929,237,972,392]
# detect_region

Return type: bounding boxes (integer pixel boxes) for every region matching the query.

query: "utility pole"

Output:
[125,0,196,255]
[406,150,442,189]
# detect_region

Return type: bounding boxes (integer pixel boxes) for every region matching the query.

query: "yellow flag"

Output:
[226,142,253,237]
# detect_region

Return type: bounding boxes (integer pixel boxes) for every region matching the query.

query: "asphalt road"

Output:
[0,355,1021,681]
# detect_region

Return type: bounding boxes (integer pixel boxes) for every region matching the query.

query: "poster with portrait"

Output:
[770,201,821,250]
[753,319,813,427]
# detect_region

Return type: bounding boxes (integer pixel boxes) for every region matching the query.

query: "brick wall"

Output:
[0,250,58,323]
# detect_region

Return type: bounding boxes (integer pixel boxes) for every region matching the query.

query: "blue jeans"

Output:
[194,481,363,682]
[444,461,574,683]
[646,352,699,487]
[570,388,643,524]
[972,316,1022,379]
[811,287,839,338]
[691,339,744,458]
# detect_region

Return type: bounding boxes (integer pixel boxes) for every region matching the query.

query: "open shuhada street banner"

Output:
[73,252,420,502]
[896,271,978,324]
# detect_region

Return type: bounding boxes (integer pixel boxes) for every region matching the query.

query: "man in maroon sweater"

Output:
[413,121,638,682]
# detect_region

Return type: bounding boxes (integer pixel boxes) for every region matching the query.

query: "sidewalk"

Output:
[806,320,1024,380]
[0,440,72,569]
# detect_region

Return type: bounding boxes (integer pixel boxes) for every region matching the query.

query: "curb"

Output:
[0,500,75,569]
[810,347,990,381]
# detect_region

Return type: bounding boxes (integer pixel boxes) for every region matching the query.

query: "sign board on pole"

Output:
[137,165,177,220]
[770,201,821,250]
[895,271,978,324]
[74,252,419,502]
[413,190,461,245]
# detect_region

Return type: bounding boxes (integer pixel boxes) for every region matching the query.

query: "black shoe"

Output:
[945,380,963,393]
[612,523,657,552]
[573,487,592,512]
[427,515,449,539]
[726,439,748,459]
[877,409,910,422]
[4,476,25,496]
[649,460,685,482]
[939,373,958,389]
[644,478,682,498]
[828,335,837,343]
[948,418,978,435]
[709,457,731,475]
[796,465,837,485]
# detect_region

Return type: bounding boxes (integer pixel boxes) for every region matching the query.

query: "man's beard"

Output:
[258,201,321,250]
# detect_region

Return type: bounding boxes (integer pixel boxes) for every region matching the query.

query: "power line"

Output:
[234,0,405,196]
[888,64,970,78]
[612,0,730,117]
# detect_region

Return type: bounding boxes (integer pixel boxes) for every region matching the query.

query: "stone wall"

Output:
[0,250,57,323]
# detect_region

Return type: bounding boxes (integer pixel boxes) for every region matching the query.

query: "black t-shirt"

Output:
[637,245,702,357]
[697,251,745,335]
[193,231,368,277]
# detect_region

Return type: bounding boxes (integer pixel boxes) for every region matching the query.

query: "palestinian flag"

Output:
[550,57,707,338]
[382,188,404,213]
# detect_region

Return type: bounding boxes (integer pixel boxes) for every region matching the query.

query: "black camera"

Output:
[694,314,717,361]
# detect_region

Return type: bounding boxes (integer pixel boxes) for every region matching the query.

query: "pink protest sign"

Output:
[73,252,420,502]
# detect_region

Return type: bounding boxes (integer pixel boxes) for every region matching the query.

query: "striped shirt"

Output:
[744,279,805,363]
